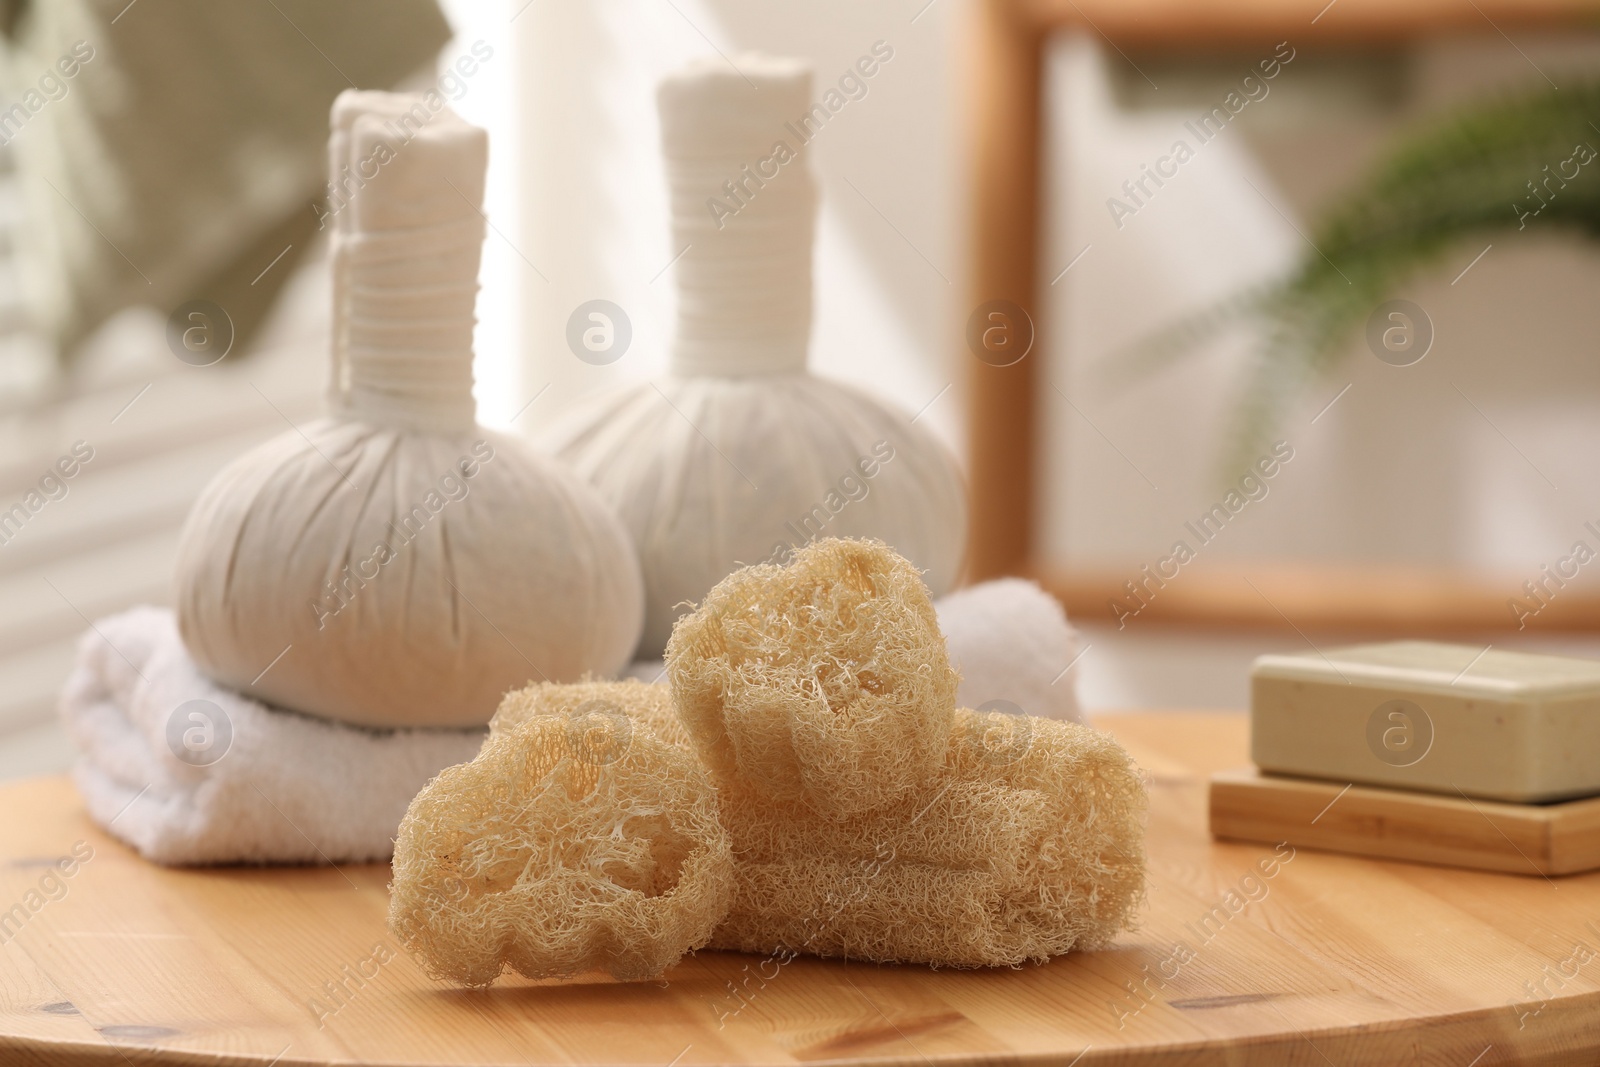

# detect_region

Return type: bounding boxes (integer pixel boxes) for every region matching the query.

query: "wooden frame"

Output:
[965,0,1600,632]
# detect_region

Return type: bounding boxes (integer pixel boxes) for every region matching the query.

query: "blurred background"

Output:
[2,0,1599,776]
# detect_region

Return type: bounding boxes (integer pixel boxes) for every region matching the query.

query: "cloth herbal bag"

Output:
[175,92,645,729]
[539,55,968,658]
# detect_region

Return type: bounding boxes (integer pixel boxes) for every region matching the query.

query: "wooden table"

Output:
[5,712,1600,1065]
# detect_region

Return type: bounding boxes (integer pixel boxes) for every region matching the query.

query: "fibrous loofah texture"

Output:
[388,682,732,986]
[665,538,959,820]
[664,536,1146,967]
[708,706,1147,967]
[490,677,691,752]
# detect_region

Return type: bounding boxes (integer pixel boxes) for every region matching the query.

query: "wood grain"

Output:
[1211,768,1600,876]
[1039,562,1600,635]
[4,713,1600,1063]
[963,0,1042,583]
[1020,0,1600,47]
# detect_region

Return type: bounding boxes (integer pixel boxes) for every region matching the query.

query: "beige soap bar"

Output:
[1251,641,1600,803]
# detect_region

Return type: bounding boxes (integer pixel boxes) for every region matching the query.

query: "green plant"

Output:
[1120,81,1600,475]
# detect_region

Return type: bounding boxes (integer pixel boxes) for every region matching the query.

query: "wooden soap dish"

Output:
[1209,768,1600,876]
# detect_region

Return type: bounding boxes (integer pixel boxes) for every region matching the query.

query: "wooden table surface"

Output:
[5,713,1600,1066]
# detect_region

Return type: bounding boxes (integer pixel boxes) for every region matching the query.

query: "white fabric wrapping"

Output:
[336,107,483,430]
[62,608,484,866]
[935,579,1085,723]
[175,92,645,728]
[542,57,967,657]
[659,56,814,377]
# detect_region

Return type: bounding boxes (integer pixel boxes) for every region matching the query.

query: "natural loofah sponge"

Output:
[392,541,1143,982]
[665,538,959,818]
[388,684,733,986]
[489,677,691,752]
[708,706,1147,967]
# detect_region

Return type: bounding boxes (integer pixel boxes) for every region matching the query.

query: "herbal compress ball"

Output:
[540,55,966,658]
[175,92,644,728]
[388,681,732,985]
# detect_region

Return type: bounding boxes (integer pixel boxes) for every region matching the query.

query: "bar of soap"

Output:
[1251,641,1600,803]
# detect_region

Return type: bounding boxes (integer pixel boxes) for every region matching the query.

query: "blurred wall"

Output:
[1043,32,1600,580]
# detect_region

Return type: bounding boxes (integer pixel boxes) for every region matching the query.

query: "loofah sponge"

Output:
[665,538,959,818]
[707,707,1147,966]
[665,538,1146,968]
[489,677,691,752]
[391,541,1144,982]
[388,683,733,986]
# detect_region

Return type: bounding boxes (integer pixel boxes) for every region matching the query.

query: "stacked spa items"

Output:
[540,55,967,657]
[62,77,1087,870]
[61,91,646,863]
[389,539,1147,983]
[59,67,1144,975]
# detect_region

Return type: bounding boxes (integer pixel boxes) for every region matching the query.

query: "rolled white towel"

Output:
[60,607,483,866]
[934,578,1085,723]
[626,578,1085,722]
